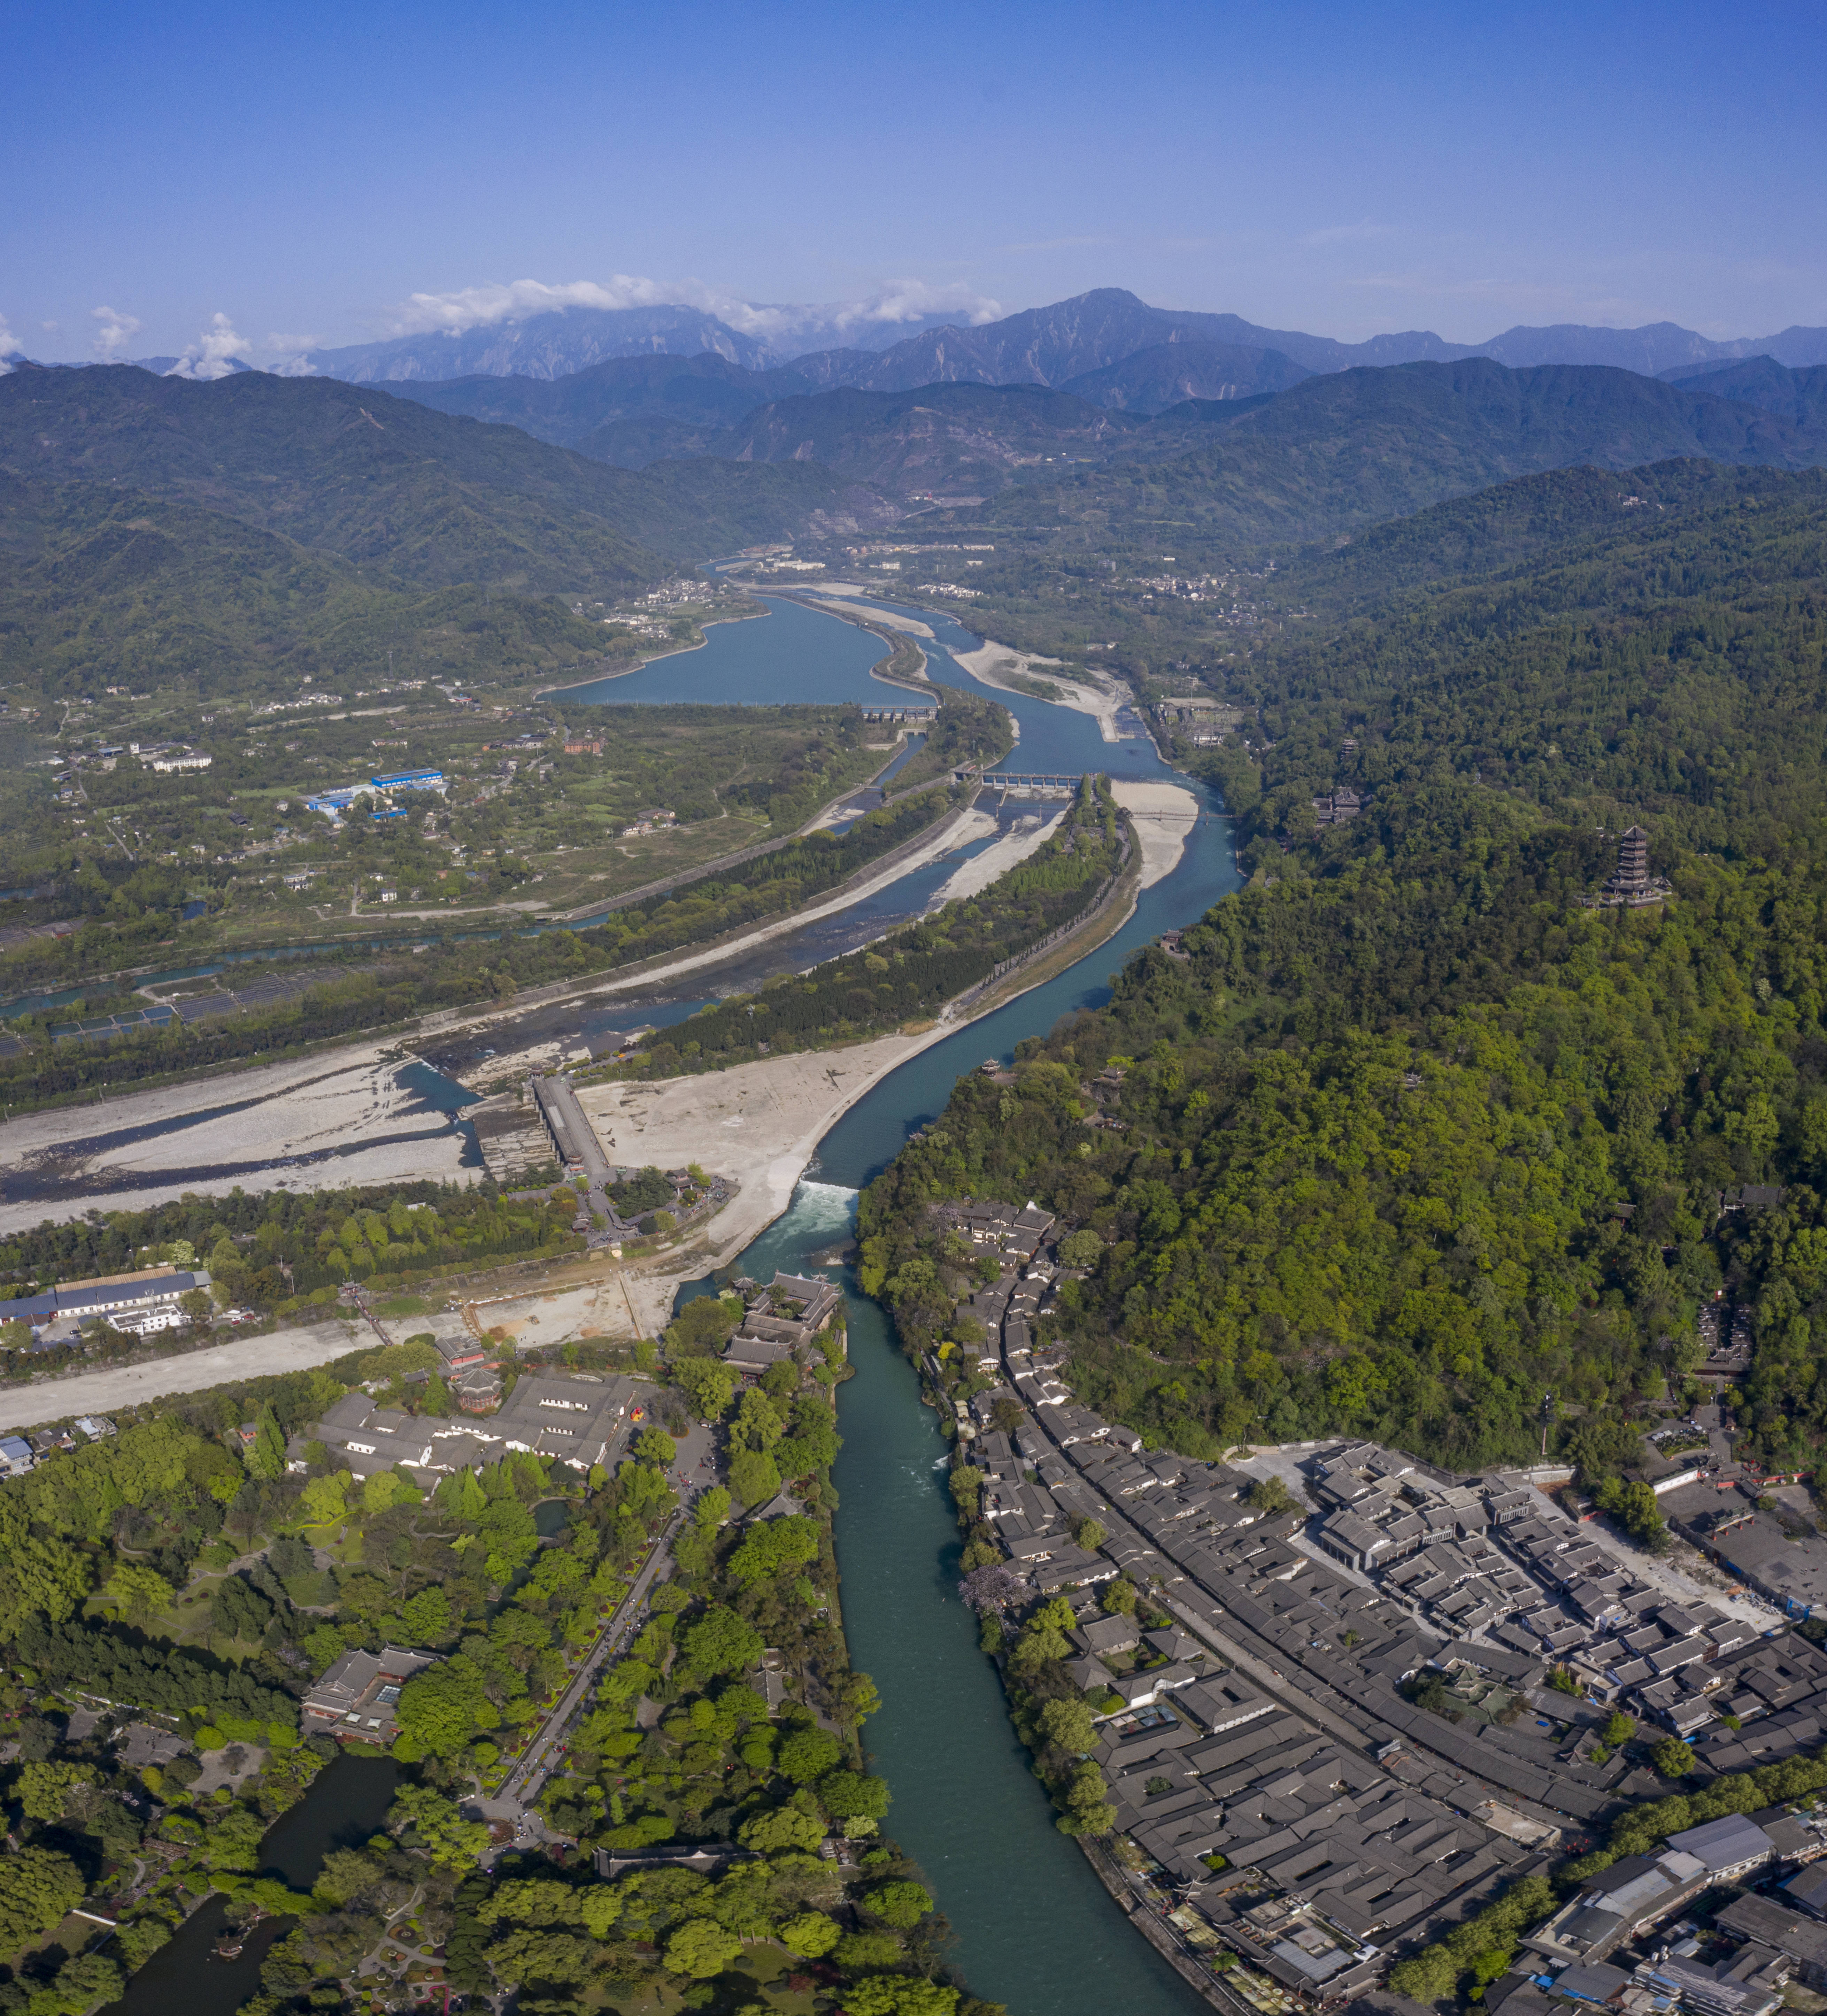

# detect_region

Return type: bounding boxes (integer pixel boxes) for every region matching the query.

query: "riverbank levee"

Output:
[737,1188,1217,2016]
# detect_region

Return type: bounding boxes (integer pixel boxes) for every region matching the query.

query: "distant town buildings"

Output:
[306,769,447,821]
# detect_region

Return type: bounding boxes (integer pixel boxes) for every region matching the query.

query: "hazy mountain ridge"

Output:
[712,382,1147,494]
[1058,340,1312,412]
[390,353,826,449]
[301,305,777,384]
[252,285,1827,393]
[1661,358,1827,427]
[296,301,973,384]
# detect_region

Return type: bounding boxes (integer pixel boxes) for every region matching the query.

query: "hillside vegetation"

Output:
[862,461,1827,1479]
[0,471,612,695]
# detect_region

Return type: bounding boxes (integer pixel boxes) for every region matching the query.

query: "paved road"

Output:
[495,1513,683,1809]
[0,1319,363,1432]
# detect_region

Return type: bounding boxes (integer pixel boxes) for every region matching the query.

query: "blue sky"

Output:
[4,0,1824,362]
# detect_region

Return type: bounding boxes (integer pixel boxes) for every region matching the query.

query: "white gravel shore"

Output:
[951,639,1133,743]
[0,1047,474,1238]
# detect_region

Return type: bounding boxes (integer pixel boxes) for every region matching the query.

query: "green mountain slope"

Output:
[0,471,617,696]
[390,352,819,449]
[706,382,1146,497]
[1272,458,1824,613]
[0,365,667,592]
[0,366,899,585]
[953,358,1827,553]
[865,459,1827,1471]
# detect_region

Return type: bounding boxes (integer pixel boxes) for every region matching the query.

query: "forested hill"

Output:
[951,358,1827,555]
[861,459,1827,1481]
[0,365,896,586]
[0,470,617,695]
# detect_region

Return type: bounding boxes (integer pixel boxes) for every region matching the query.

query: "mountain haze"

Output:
[1059,340,1312,412]
[285,285,1827,397]
[1662,357,1827,428]
[391,353,824,450]
[296,301,980,384]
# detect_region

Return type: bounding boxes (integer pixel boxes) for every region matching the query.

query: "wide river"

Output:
[592,596,1241,2015]
[111,595,1238,2016]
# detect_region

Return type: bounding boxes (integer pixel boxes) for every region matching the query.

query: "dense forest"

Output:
[862,459,1827,1477]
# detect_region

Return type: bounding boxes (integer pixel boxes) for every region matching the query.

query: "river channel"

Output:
[669,597,1239,2014]
[103,592,1236,2016]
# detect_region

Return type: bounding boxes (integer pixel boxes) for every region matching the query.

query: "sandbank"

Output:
[578,1026,962,1330]
[1109,778,1201,887]
[800,589,936,639]
[0,1046,474,1237]
[951,639,1132,743]
[927,811,1064,905]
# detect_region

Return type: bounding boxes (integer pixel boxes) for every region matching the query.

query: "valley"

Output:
[10,268,1827,2016]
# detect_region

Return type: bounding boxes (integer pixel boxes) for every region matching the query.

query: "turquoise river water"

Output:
[635,596,1241,2014]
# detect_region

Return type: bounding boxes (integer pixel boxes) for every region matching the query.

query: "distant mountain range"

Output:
[272,286,1827,391]
[5,340,1827,620]
[8,347,1827,691]
[388,345,1827,513]
[290,301,972,384]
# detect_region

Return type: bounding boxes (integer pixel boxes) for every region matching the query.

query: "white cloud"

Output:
[383,275,678,336]
[0,311,14,373]
[810,278,1003,336]
[166,312,254,380]
[90,304,142,359]
[265,333,324,376]
[378,273,1002,345]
